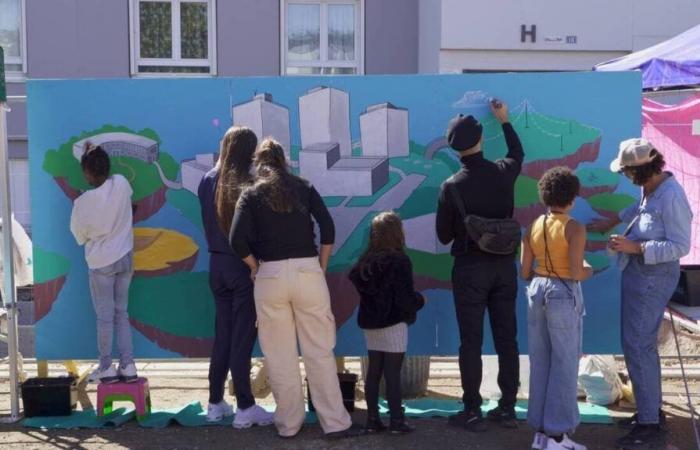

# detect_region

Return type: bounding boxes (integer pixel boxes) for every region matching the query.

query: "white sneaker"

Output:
[118,363,138,383]
[233,404,275,429]
[88,365,119,384]
[532,432,547,449]
[545,434,587,450]
[206,400,235,422]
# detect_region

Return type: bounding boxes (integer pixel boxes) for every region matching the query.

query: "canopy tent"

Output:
[594,24,700,90]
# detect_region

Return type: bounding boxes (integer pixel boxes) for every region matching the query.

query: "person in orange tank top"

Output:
[520,167,593,450]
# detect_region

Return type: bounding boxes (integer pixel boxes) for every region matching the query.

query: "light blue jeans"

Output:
[621,256,680,424]
[88,252,135,369]
[527,277,584,435]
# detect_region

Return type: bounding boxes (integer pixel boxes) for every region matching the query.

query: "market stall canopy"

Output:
[594,24,700,90]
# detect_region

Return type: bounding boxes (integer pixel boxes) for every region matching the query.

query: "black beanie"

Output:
[446,114,483,151]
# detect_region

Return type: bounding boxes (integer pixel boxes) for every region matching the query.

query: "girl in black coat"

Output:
[349,211,425,434]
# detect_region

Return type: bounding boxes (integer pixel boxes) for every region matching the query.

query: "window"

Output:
[0,0,26,77]
[282,0,363,75]
[130,0,216,75]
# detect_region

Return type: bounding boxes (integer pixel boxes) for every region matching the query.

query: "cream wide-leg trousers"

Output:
[254,257,351,436]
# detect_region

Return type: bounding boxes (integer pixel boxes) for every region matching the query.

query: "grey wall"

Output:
[365,0,419,74]
[217,0,280,76]
[6,83,27,158]
[26,0,130,78]
[418,0,441,74]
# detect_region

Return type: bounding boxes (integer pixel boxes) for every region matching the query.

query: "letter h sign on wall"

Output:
[521,25,537,43]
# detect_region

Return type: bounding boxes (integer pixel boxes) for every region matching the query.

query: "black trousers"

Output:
[208,254,257,409]
[364,350,405,419]
[452,257,520,412]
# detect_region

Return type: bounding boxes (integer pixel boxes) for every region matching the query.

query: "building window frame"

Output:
[280,0,364,76]
[129,0,217,77]
[2,0,28,81]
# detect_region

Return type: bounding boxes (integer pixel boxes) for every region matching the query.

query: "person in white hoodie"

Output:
[70,143,137,384]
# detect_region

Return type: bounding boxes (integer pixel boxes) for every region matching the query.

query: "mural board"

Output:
[27,72,641,359]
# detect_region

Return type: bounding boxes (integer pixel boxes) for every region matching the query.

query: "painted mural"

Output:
[28,72,641,359]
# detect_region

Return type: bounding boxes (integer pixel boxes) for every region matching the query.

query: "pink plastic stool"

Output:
[96,377,151,421]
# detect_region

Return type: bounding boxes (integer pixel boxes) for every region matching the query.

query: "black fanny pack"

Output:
[448,184,521,256]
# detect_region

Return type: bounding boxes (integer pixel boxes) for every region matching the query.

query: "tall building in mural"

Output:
[360,103,410,157]
[299,86,352,156]
[232,93,291,158]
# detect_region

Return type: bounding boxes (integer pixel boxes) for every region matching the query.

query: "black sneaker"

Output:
[325,423,365,440]
[616,424,666,449]
[389,419,415,435]
[448,410,487,432]
[486,406,517,429]
[364,417,387,433]
[618,410,666,430]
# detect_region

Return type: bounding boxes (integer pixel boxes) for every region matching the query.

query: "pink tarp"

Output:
[642,94,700,264]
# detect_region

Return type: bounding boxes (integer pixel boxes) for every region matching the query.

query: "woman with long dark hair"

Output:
[198,126,273,428]
[349,211,425,435]
[230,138,360,439]
[590,138,692,448]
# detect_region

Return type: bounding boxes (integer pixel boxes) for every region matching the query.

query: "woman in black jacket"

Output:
[230,138,358,439]
[349,211,425,435]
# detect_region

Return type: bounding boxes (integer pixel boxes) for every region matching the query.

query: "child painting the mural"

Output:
[520,167,592,450]
[70,143,137,384]
[349,211,426,435]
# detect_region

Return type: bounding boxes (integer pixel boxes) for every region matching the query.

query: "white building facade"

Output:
[419,0,700,73]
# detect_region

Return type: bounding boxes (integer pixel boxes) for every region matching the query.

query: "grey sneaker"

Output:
[117,363,138,383]
[233,405,274,429]
[206,400,234,422]
[88,365,119,384]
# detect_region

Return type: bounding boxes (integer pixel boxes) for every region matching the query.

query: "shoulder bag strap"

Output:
[447,183,468,220]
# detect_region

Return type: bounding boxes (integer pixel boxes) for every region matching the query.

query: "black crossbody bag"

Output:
[448,184,521,256]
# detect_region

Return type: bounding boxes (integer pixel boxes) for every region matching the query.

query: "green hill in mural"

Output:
[515,176,540,208]
[34,248,71,322]
[588,192,637,220]
[128,272,214,357]
[482,103,602,179]
[576,168,621,196]
[43,125,180,222]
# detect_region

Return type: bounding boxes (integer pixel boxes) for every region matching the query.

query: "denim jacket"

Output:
[617,173,693,269]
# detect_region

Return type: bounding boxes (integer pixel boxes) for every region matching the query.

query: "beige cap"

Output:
[610,138,658,172]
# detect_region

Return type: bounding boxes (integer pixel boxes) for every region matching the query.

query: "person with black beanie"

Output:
[436,99,525,431]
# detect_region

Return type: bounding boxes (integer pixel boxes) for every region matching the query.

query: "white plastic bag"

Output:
[0,214,34,292]
[578,355,623,406]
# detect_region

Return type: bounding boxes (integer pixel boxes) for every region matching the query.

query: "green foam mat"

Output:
[378,398,613,424]
[21,398,613,429]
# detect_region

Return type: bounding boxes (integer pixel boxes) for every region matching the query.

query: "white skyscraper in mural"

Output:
[360,103,410,157]
[299,86,352,156]
[232,93,291,158]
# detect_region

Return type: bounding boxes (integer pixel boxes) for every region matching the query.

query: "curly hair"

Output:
[538,167,580,208]
[80,142,110,180]
[252,138,302,213]
[622,150,666,186]
[356,211,406,274]
[215,126,257,235]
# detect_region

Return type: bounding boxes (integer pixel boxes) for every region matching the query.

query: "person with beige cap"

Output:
[589,138,693,449]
